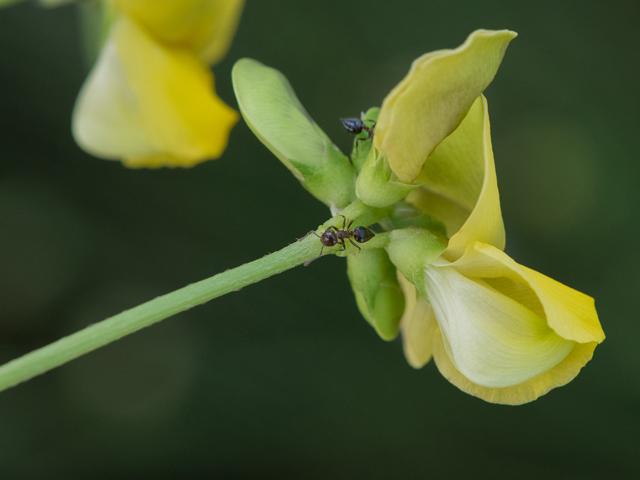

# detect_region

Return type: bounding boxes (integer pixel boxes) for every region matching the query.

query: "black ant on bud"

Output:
[340,118,376,144]
[300,214,376,266]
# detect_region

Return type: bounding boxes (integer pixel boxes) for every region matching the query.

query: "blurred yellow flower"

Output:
[393,95,605,405]
[72,0,244,168]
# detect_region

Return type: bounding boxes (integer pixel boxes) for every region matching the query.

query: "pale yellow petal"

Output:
[397,271,438,368]
[113,0,244,64]
[424,263,575,388]
[451,242,605,344]
[407,96,504,254]
[443,96,505,260]
[374,29,517,182]
[414,96,484,212]
[433,329,598,405]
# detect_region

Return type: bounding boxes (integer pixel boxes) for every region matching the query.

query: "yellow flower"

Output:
[390,95,605,405]
[72,0,243,168]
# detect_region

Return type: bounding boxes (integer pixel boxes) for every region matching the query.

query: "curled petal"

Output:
[408,95,505,260]
[398,272,438,368]
[424,263,575,388]
[374,29,516,183]
[112,0,245,64]
[433,329,598,405]
[72,18,238,167]
[451,242,605,344]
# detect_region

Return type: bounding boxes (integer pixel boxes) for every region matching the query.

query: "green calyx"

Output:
[232,58,356,209]
[386,227,448,301]
[355,146,418,208]
[347,249,405,341]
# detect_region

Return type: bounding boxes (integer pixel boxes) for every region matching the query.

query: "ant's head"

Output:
[353,226,375,244]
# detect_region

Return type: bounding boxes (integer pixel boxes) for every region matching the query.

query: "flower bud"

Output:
[385,227,447,301]
[346,249,405,341]
[232,58,356,209]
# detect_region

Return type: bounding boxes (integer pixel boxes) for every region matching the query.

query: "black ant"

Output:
[300,214,376,266]
[340,118,376,144]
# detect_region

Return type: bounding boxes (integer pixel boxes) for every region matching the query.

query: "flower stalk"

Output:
[0,201,390,393]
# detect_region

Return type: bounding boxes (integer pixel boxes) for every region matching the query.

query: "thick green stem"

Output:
[0,202,389,393]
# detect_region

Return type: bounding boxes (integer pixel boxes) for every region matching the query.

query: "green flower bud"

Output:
[347,249,405,340]
[386,227,448,301]
[232,58,356,209]
[355,147,418,208]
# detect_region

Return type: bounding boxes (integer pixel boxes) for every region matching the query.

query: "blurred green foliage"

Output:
[0,0,638,478]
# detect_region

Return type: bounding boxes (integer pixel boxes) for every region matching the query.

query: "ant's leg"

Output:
[338,239,347,252]
[298,230,322,242]
[363,126,375,139]
[348,238,362,252]
[347,219,354,230]
[336,214,347,230]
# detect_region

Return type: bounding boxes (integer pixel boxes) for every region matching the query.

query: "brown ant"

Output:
[340,118,376,145]
[300,215,375,266]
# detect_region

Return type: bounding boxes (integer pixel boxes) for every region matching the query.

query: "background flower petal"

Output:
[112,0,244,64]
[452,242,605,344]
[424,264,575,388]
[433,330,598,405]
[72,32,157,160]
[374,29,516,182]
[118,17,238,166]
[74,18,238,167]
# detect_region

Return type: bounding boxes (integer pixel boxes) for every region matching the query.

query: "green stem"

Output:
[0,201,389,393]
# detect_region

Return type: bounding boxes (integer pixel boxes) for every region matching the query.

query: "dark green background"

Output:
[1,0,638,478]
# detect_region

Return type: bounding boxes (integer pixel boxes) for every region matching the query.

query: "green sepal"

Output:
[356,147,418,208]
[289,136,355,210]
[347,249,405,341]
[350,107,380,173]
[232,58,356,209]
[386,227,448,302]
